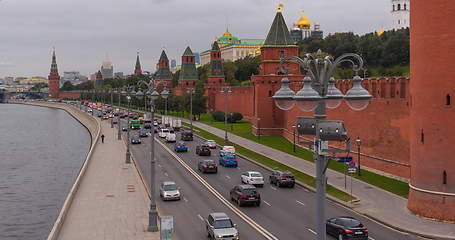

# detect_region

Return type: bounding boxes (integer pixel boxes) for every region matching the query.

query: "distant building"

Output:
[200,29,264,65]
[391,0,410,29]
[62,71,87,85]
[194,52,201,65]
[19,77,48,85]
[289,11,323,43]
[100,55,114,79]
[114,72,124,78]
[171,59,177,68]
[4,77,14,84]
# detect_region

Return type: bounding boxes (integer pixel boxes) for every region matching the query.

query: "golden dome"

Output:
[297,11,311,29]
[223,28,232,38]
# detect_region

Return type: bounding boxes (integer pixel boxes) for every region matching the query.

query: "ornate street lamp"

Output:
[121,86,136,164]
[220,86,232,145]
[137,72,169,232]
[273,50,372,240]
[187,88,195,132]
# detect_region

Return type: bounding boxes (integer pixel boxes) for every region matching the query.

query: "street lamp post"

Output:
[121,86,136,164]
[110,90,114,128]
[187,88,195,132]
[257,118,261,140]
[273,50,372,240]
[356,137,361,176]
[137,72,169,232]
[221,86,232,145]
[114,89,122,140]
[292,125,296,152]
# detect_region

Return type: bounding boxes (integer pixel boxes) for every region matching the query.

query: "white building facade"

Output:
[391,0,410,29]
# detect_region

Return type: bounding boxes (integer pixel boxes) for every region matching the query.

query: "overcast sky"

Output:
[0,0,391,78]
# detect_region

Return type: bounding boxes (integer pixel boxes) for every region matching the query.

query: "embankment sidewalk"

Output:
[13,101,159,240]
[181,118,454,239]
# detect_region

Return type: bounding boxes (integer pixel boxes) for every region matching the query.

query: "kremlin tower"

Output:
[134,52,142,76]
[48,48,60,98]
[155,50,172,87]
[408,0,455,221]
[205,41,226,111]
[175,46,198,95]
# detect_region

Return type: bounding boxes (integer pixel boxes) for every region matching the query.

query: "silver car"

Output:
[159,181,181,201]
[206,212,239,240]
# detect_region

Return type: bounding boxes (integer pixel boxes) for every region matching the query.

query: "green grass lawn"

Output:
[197,115,410,198]
[183,122,355,202]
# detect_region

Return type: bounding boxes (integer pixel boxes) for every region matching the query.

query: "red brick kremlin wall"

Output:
[209,77,412,179]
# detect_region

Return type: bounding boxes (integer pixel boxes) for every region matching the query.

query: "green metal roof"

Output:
[159,50,169,61]
[264,12,295,46]
[182,46,195,57]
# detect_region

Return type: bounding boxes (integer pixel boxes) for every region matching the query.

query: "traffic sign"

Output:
[348,168,356,173]
[337,156,353,163]
[348,160,356,168]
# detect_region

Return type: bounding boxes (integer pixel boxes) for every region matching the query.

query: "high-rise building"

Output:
[194,52,201,65]
[171,59,177,68]
[391,0,410,29]
[100,55,114,79]
[114,72,124,78]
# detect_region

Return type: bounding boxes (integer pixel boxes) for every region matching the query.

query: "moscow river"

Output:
[0,104,91,240]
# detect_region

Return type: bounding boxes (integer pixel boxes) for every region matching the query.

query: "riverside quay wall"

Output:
[208,77,411,179]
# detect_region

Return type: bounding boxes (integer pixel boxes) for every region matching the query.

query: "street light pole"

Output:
[116,89,122,140]
[221,86,231,145]
[257,118,261,140]
[137,72,169,232]
[187,88,194,132]
[126,95,131,164]
[273,50,372,240]
[356,137,361,176]
[110,90,114,128]
[292,125,296,152]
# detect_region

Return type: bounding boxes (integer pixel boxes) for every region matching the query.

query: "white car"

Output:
[159,128,170,138]
[220,146,235,156]
[159,181,181,201]
[241,171,264,187]
[205,140,217,149]
[166,131,176,143]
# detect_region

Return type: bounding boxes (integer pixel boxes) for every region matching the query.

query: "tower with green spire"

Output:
[175,46,198,95]
[134,52,142,76]
[48,48,60,98]
[155,50,172,87]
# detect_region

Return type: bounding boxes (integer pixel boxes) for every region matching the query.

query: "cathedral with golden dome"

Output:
[289,11,323,42]
[200,29,264,65]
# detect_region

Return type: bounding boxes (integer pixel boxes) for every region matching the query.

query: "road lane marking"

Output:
[368,237,376,240]
[156,139,278,240]
[308,228,317,235]
[183,197,188,202]
[225,175,231,180]
[270,186,277,191]
[164,172,168,177]
[158,164,162,168]
[197,214,204,221]
[296,200,305,206]
[263,200,271,206]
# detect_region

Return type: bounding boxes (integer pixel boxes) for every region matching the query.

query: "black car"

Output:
[229,185,260,207]
[181,131,193,141]
[122,127,128,132]
[326,217,368,240]
[131,135,141,144]
[196,145,211,156]
[269,170,295,188]
[139,129,148,138]
[97,113,103,118]
[143,123,152,129]
[198,159,217,173]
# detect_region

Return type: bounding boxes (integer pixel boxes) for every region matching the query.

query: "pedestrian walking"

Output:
[101,134,105,143]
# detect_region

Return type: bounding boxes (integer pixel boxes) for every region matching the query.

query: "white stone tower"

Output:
[391,0,410,29]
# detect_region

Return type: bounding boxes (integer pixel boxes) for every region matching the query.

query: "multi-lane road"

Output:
[111,117,424,240]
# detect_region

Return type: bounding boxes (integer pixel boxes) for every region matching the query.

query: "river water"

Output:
[0,104,91,240]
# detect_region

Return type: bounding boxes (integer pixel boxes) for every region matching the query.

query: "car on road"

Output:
[159,128,170,138]
[269,170,295,188]
[122,126,128,132]
[326,217,368,240]
[205,212,239,240]
[159,181,181,201]
[174,141,188,152]
[241,171,264,187]
[112,118,118,124]
[181,131,193,141]
[87,108,93,113]
[166,130,176,143]
[131,135,141,144]
[220,146,235,156]
[219,153,238,167]
[143,123,152,129]
[97,113,103,118]
[198,159,218,173]
[102,115,109,120]
[204,140,217,149]
[196,145,211,156]
[230,184,261,207]
[139,129,148,138]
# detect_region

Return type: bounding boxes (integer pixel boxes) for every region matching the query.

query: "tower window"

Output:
[398,20,401,25]
[443,171,447,185]
[393,5,395,11]
[420,129,424,144]
[268,90,273,97]
[404,3,407,10]
[397,4,401,10]
[446,94,451,106]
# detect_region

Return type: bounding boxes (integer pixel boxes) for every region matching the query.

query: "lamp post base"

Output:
[147,209,159,232]
[125,151,131,164]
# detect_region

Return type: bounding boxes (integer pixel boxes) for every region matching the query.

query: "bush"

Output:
[212,111,225,121]
[228,112,243,123]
